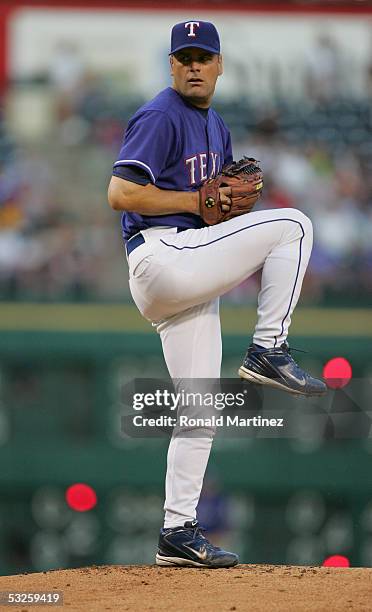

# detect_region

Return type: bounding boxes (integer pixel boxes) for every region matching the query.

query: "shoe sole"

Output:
[238,366,327,397]
[155,553,238,568]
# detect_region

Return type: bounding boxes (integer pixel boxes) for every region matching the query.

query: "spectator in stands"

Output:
[305,34,343,102]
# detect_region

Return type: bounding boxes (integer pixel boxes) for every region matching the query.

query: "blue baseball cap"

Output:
[170,20,220,55]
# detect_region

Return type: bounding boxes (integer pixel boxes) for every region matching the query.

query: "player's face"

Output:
[170,48,223,108]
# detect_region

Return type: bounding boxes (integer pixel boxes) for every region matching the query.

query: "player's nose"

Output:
[189,60,202,71]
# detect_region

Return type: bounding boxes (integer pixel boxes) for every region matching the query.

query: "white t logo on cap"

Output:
[185,21,200,37]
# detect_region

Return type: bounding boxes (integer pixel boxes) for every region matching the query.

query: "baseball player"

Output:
[108,20,326,568]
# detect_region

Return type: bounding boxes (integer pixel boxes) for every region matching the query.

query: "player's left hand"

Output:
[198,157,263,225]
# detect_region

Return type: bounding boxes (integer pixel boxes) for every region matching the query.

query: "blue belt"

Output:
[126,233,145,256]
[126,228,187,257]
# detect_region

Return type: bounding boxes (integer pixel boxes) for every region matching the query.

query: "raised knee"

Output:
[282,208,313,238]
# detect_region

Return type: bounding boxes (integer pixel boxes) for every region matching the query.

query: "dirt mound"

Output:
[0,564,370,611]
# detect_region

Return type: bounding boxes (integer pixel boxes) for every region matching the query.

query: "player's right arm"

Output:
[108,176,199,215]
[108,175,231,215]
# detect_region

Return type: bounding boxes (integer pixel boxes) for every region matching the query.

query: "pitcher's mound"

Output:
[0,564,370,611]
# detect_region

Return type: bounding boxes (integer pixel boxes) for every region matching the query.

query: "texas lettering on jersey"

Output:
[185,152,220,185]
[113,87,233,240]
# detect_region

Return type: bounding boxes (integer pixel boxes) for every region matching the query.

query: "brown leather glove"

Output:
[198,157,263,225]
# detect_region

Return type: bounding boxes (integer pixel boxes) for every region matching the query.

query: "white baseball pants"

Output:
[128,208,313,528]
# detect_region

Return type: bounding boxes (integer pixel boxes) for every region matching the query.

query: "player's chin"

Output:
[186,83,208,96]
[185,86,210,103]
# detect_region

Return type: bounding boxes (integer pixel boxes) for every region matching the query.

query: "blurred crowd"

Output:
[0,37,371,305]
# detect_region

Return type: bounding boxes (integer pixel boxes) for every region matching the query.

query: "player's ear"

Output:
[169,55,174,76]
[217,54,223,76]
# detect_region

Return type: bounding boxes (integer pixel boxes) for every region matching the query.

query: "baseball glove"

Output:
[198,156,263,226]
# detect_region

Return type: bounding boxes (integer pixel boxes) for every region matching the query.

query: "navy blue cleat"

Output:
[156,520,239,568]
[238,342,327,397]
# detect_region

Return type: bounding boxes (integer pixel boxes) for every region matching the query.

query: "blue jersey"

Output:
[113,87,232,241]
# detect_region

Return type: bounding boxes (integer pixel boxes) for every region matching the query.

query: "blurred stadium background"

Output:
[0,0,372,575]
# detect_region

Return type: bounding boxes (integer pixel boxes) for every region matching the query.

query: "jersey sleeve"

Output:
[113,111,175,184]
[112,165,152,186]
